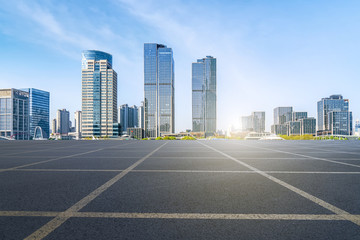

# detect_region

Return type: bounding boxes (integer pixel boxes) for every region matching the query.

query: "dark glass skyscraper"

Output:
[21,88,49,139]
[192,56,216,137]
[144,43,175,138]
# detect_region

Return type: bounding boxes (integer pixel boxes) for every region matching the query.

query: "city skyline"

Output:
[1,0,360,132]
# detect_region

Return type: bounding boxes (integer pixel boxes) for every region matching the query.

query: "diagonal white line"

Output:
[237,142,360,169]
[197,141,360,226]
[24,142,168,240]
[1,142,98,156]
[0,142,137,173]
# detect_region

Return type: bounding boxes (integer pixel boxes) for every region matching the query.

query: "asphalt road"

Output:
[1,140,360,239]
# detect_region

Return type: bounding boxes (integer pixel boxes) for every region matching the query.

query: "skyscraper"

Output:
[81,50,118,137]
[241,111,265,133]
[138,101,145,129]
[56,109,70,135]
[0,89,30,140]
[192,56,217,137]
[252,112,265,133]
[51,118,56,134]
[292,112,307,121]
[21,88,49,139]
[144,43,175,138]
[74,110,82,139]
[300,118,316,135]
[273,107,293,124]
[317,95,352,135]
[355,119,360,136]
[119,104,139,134]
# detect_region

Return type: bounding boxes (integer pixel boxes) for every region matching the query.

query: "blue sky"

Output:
[0,0,359,132]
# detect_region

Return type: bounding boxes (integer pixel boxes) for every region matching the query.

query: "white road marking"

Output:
[0,142,137,173]
[236,143,360,169]
[198,141,360,226]
[24,142,168,240]
[1,142,99,156]
[2,210,358,221]
[6,168,360,174]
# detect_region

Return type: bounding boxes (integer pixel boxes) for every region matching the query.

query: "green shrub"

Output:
[163,136,177,140]
[181,136,196,140]
[279,134,315,140]
[155,137,163,140]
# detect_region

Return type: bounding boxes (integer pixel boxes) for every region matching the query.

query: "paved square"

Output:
[0,140,360,240]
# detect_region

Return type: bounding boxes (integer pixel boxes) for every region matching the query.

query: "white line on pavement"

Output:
[24,142,168,240]
[197,141,360,227]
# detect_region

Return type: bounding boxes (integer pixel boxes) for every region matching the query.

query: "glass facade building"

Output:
[81,50,118,137]
[144,43,175,138]
[138,101,145,130]
[355,120,360,136]
[74,110,82,139]
[0,89,29,140]
[192,56,216,137]
[317,95,352,135]
[241,112,265,133]
[119,104,138,134]
[56,109,70,135]
[286,121,301,135]
[273,107,293,125]
[292,112,307,121]
[328,111,353,135]
[21,88,49,139]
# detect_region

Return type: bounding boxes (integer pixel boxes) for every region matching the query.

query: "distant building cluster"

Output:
[271,107,316,136]
[240,94,354,138]
[2,43,358,140]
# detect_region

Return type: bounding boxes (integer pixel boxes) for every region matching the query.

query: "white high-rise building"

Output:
[81,50,118,137]
[74,110,82,139]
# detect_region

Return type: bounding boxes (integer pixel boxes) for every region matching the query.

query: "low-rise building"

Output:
[127,127,144,139]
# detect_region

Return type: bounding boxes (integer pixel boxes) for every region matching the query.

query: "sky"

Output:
[0,0,359,132]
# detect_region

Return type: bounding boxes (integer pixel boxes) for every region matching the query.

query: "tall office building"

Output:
[317,95,352,135]
[192,56,217,137]
[241,116,253,132]
[286,121,301,135]
[130,105,138,128]
[144,43,175,137]
[355,119,360,136]
[241,111,265,133]
[74,110,82,139]
[0,89,30,140]
[300,118,316,135]
[252,112,265,133]
[292,112,307,121]
[21,88,49,139]
[119,104,139,133]
[328,111,353,135]
[138,101,145,129]
[56,109,70,135]
[51,118,56,134]
[274,107,293,124]
[81,50,118,137]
